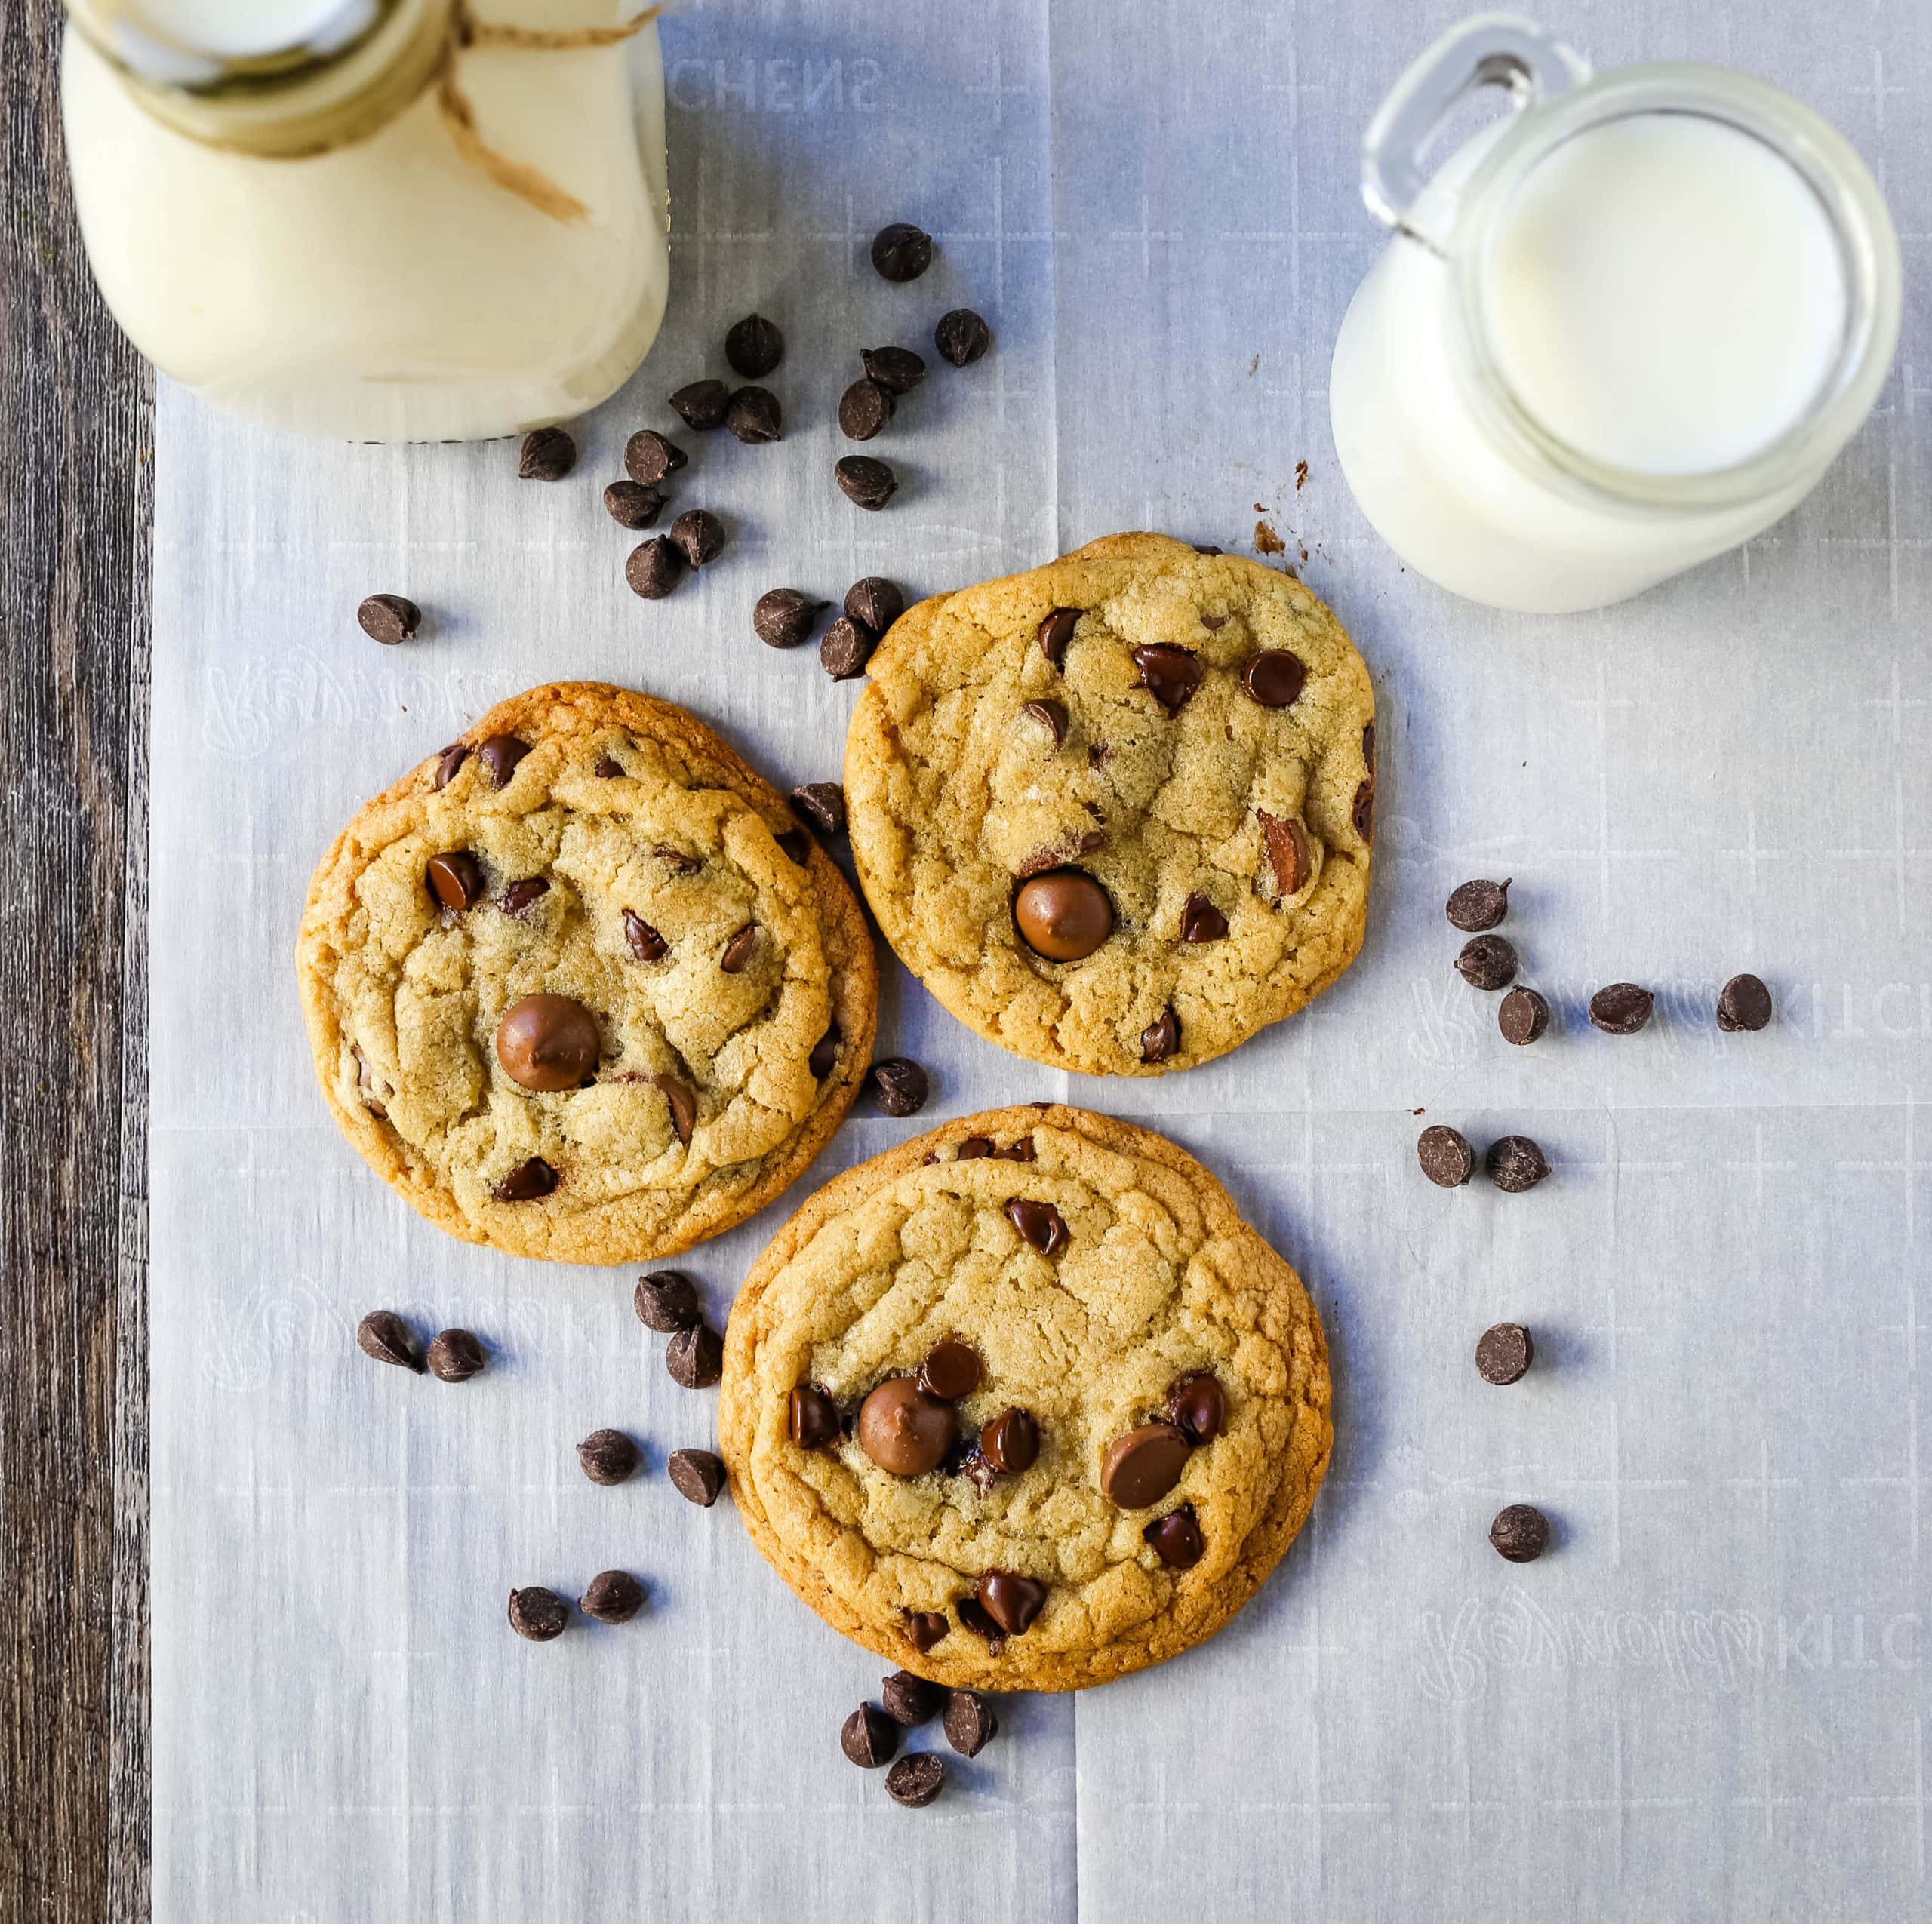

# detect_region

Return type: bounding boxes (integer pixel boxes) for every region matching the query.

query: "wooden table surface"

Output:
[2,4,151,1918]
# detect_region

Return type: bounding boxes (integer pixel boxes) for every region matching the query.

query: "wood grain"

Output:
[0,4,152,1919]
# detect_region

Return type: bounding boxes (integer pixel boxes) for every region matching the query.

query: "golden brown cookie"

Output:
[297,682,876,1264]
[718,1105,1332,1691]
[844,533,1376,1076]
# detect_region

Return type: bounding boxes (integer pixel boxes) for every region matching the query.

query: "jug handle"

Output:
[1361,12,1590,254]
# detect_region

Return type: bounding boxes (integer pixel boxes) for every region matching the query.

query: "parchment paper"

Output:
[150,3,1932,1917]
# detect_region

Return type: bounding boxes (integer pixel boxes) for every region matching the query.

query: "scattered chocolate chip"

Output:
[725,386,782,444]
[1168,1370,1225,1444]
[868,1057,929,1117]
[494,1157,558,1202]
[1490,1503,1551,1563]
[724,312,783,379]
[918,1339,983,1403]
[1476,1323,1534,1385]
[669,508,727,568]
[871,222,933,282]
[426,851,485,911]
[820,614,878,680]
[885,1753,945,1807]
[624,428,686,484]
[791,782,847,836]
[861,345,928,395]
[934,308,991,367]
[433,742,469,790]
[1352,777,1374,842]
[835,455,898,511]
[634,1271,700,1332]
[1144,1505,1205,1569]
[1718,973,1773,1032]
[842,1703,900,1769]
[518,426,574,480]
[977,1570,1046,1635]
[955,1597,1006,1648]
[1417,1125,1475,1188]
[357,592,420,645]
[652,1075,698,1147]
[666,1322,724,1389]
[1036,606,1080,667]
[576,1428,640,1486]
[623,909,668,963]
[719,923,758,974]
[1180,891,1229,943]
[1241,649,1306,708]
[579,1569,645,1624]
[507,1586,568,1641]
[1019,699,1068,747]
[838,377,895,441]
[1141,1006,1181,1064]
[808,1024,841,1078]
[654,846,701,875]
[1589,982,1654,1035]
[1014,869,1113,961]
[667,1448,727,1507]
[477,734,531,788]
[426,1328,485,1382]
[1498,985,1550,1046]
[943,1690,999,1756]
[497,994,600,1093]
[753,587,829,649]
[356,1310,423,1372]
[979,1406,1039,1474]
[1101,1422,1191,1508]
[626,535,685,599]
[1132,644,1203,713]
[602,480,666,530]
[1446,877,1511,931]
[1486,1135,1549,1193]
[1455,935,1518,991]
[883,1671,947,1728]
[789,1384,842,1449]
[1004,1198,1068,1257]
[594,753,623,778]
[844,576,904,632]
[500,876,549,918]
[1259,810,1312,897]
[858,1377,957,1475]
[668,379,730,430]
[903,1611,950,1653]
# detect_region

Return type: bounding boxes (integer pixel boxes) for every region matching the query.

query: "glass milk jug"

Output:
[1327,14,1900,614]
[61,1,671,441]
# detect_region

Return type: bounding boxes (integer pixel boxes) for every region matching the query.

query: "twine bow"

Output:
[436,2,663,224]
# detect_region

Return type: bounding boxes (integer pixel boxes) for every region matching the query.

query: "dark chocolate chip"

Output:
[943,1690,999,1756]
[1455,935,1518,991]
[808,1024,841,1078]
[869,1057,929,1117]
[1589,982,1654,1035]
[603,480,666,530]
[979,1406,1039,1474]
[433,742,469,790]
[666,1448,727,1508]
[844,576,904,632]
[1143,1504,1204,1569]
[995,1137,1036,1163]
[626,535,685,599]
[579,1569,645,1624]
[576,1428,640,1486]
[820,614,878,680]
[835,456,897,511]
[666,1323,724,1389]
[884,1753,945,1807]
[883,1671,948,1728]
[934,308,992,367]
[788,1384,842,1449]
[623,909,668,962]
[518,426,574,480]
[777,825,811,865]
[494,1156,557,1202]
[1490,1503,1551,1563]
[1101,1423,1190,1508]
[1498,985,1550,1046]
[724,312,783,379]
[1352,777,1374,842]
[654,845,702,874]
[624,428,687,484]
[725,386,782,444]
[594,753,623,778]
[838,377,895,441]
[1241,650,1306,708]
[507,1586,568,1641]
[670,508,727,568]
[634,1271,700,1332]
[500,876,550,917]
[754,588,829,649]
[861,345,927,395]
[1167,1370,1225,1444]
[1446,877,1511,931]
[1141,1006,1181,1064]
[1036,606,1080,668]
[917,1339,983,1403]
[857,1377,958,1476]
[357,592,420,645]
[719,923,758,973]
[1475,1323,1534,1385]
[1193,544,1223,555]
[955,1596,1006,1648]
[870,222,933,282]
[1417,1124,1475,1187]
[842,1703,900,1769]
[653,1075,697,1146]
[791,782,847,836]
[1132,644,1203,713]
[356,1309,423,1372]
[1180,891,1229,943]
[477,734,531,788]
[955,1136,994,1159]
[1717,973,1773,1032]
[1019,699,1068,746]
[668,380,731,430]
[1486,1135,1549,1192]
[426,1328,485,1382]
[1014,869,1113,960]
[977,1570,1046,1635]
[903,1611,950,1653]
[1004,1198,1068,1257]
[1259,811,1312,897]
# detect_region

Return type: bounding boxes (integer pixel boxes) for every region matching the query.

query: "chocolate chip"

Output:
[955,1597,1006,1648]
[634,1271,700,1332]
[857,1377,957,1475]
[1352,777,1374,842]
[623,910,667,963]
[979,1406,1039,1474]
[1259,811,1312,896]
[861,345,927,395]
[1486,1135,1549,1192]
[844,576,904,632]
[808,1024,841,1078]
[356,1310,423,1372]
[903,1611,950,1653]
[670,509,727,568]
[977,1570,1046,1635]
[1037,606,1080,667]
[1490,1503,1551,1563]
[1132,644,1202,713]
[1417,1125,1475,1188]
[934,308,991,367]
[1143,1505,1204,1569]
[1446,877,1511,931]
[626,535,685,599]
[595,753,623,778]
[1498,985,1550,1046]
[507,1586,568,1641]
[433,742,469,789]
[576,1428,640,1486]
[955,1137,994,1159]
[1004,1198,1068,1257]
[789,1384,842,1449]
[667,1448,726,1507]
[579,1569,645,1624]
[1476,1323,1534,1385]
[1718,973,1773,1032]
[477,734,531,788]
[668,379,730,430]
[1167,1370,1225,1444]
[724,386,782,444]
[426,1328,486,1382]
[357,592,420,645]
[652,1075,697,1147]
[1141,1007,1180,1064]
[885,1753,945,1807]
[868,1057,929,1117]
[1014,869,1113,960]
[1193,544,1223,555]
[1019,699,1068,747]
[841,1703,900,1769]
[883,1671,947,1728]
[820,614,878,680]
[1180,891,1229,943]
[518,426,574,480]
[719,923,758,973]
[752,589,826,650]
[918,1339,983,1403]
[1101,1422,1191,1508]
[1241,650,1306,708]
[494,1157,557,1202]
[724,312,783,379]
[791,782,847,836]
[500,876,549,917]
[666,1322,723,1389]
[496,994,600,1093]
[426,851,485,910]
[1589,982,1654,1034]
[654,845,701,874]
[1201,615,1227,631]
[1363,720,1377,776]
[1455,935,1518,991]
[943,1690,999,1756]
[835,456,897,511]
[870,222,933,282]
[624,428,687,484]
[603,480,666,530]
[838,377,895,441]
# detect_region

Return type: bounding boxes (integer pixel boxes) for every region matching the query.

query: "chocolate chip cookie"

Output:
[718,1105,1332,1690]
[297,682,877,1264]
[843,533,1375,1076]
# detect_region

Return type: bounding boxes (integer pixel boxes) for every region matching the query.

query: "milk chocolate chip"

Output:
[1014,869,1112,960]
[857,1377,957,1477]
[1100,1421,1191,1508]
[495,994,600,1093]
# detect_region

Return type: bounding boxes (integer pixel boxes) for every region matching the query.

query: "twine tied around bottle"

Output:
[436,3,662,225]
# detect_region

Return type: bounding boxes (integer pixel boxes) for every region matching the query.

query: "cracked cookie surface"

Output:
[718,1105,1332,1691]
[297,682,876,1264]
[844,533,1376,1076]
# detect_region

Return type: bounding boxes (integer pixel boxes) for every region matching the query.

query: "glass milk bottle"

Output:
[1327,15,1900,614]
[61,1,671,441]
